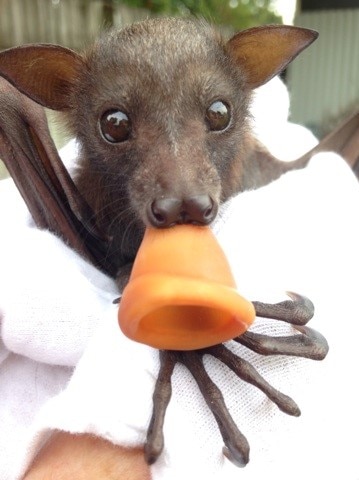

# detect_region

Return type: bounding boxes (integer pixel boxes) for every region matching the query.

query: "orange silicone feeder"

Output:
[118,225,255,350]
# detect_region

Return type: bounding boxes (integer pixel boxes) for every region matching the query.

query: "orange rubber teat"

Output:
[118,225,255,350]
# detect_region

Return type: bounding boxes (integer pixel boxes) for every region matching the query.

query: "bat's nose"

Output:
[147,194,217,227]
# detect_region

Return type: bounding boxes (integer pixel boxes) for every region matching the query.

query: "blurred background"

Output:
[0,0,358,179]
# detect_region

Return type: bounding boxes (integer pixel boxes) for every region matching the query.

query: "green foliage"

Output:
[114,0,282,30]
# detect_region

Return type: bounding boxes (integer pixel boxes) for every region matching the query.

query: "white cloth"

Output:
[1,78,359,480]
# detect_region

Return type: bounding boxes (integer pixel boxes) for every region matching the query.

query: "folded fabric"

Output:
[1,77,358,480]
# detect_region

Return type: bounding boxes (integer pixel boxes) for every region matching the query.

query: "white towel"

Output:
[1,78,358,480]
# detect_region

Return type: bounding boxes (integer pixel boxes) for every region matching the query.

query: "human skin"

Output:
[23,431,151,480]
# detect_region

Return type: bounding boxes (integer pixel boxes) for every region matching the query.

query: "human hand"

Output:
[23,431,151,480]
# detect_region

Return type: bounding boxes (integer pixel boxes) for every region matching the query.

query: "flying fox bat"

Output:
[2,17,356,466]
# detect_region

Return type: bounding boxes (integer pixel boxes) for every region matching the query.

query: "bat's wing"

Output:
[298,110,359,169]
[0,78,117,277]
[243,108,359,191]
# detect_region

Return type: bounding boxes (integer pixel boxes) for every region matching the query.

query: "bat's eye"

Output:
[100,109,131,143]
[206,101,231,131]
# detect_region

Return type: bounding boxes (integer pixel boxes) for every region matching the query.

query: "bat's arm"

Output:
[0,77,117,277]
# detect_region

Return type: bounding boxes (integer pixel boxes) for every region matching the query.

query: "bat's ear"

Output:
[0,44,85,110]
[227,25,318,90]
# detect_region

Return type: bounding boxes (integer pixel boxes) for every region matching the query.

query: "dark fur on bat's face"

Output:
[71,20,250,257]
[0,17,318,268]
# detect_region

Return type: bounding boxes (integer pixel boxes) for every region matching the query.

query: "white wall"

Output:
[288,8,359,134]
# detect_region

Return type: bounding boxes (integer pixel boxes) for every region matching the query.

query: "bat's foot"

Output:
[238,292,328,360]
[145,293,329,466]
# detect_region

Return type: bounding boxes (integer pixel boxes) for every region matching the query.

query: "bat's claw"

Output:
[144,433,164,465]
[223,445,248,468]
[253,292,314,325]
[237,325,329,360]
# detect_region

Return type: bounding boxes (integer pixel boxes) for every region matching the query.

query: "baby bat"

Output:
[0,17,318,282]
[0,17,335,467]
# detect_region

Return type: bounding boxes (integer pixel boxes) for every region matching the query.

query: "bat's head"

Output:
[0,18,317,260]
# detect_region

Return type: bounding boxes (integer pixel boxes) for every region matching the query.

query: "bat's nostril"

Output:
[185,194,217,225]
[148,198,182,227]
[147,195,218,228]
